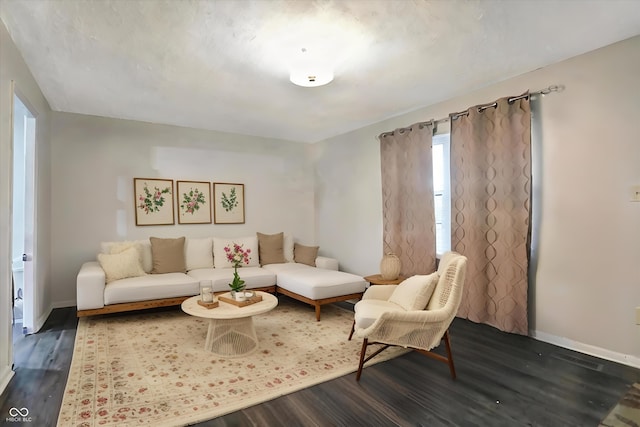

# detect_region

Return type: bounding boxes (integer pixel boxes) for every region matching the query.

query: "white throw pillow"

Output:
[97,247,146,283]
[185,238,213,271]
[388,273,439,311]
[283,234,294,263]
[213,236,259,268]
[101,240,153,273]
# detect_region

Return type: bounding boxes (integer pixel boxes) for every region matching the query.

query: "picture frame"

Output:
[213,182,245,224]
[177,180,212,224]
[133,178,175,226]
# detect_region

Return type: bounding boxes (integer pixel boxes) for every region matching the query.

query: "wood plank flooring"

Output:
[1,300,638,426]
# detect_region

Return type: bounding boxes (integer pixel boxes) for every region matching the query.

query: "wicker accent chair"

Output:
[351,252,467,381]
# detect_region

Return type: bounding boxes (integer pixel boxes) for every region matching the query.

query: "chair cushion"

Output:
[388,273,439,311]
[354,299,404,329]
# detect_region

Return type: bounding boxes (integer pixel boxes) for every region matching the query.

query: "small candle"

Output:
[202,287,213,302]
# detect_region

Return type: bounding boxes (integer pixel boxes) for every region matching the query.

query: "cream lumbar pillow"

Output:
[294,243,319,267]
[257,232,286,266]
[388,273,439,311]
[150,237,186,274]
[98,246,146,283]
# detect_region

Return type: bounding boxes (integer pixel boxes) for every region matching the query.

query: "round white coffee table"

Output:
[181,291,278,357]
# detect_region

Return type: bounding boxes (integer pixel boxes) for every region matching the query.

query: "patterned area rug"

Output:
[58,298,406,426]
[599,383,640,427]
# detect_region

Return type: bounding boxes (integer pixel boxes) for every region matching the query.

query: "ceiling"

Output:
[2,0,640,143]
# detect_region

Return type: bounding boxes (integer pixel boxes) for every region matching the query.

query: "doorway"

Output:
[12,92,36,341]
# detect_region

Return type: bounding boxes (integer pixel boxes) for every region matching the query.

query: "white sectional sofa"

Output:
[76,233,366,321]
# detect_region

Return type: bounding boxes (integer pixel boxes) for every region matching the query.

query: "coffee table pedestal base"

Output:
[205,317,258,357]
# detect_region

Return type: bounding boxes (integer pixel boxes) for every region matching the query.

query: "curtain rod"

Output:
[445,84,562,122]
[380,85,562,138]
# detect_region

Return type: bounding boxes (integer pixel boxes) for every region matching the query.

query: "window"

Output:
[432,133,451,256]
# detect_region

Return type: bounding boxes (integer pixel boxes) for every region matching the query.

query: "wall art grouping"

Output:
[133,178,245,226]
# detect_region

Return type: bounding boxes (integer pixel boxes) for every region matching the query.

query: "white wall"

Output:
[314,36,640,367]
[50,113,315,306]
[0,19,52,393]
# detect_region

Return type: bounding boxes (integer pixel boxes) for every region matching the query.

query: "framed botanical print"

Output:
[134,178,175,226]
[177,180,212,224]
[213,182,245,224]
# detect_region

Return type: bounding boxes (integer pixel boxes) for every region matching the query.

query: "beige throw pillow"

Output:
[294,243,319,267]
[98,247,146,283]
[257,232,286,265]
[150,237,186,274]
[388,273,439,311]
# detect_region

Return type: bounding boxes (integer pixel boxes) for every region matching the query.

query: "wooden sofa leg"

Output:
[444,330,457,380]
[356,338,368,381]
[315,304,321,321]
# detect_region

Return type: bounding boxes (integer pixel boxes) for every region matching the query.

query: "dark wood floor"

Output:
[1,301,639,426]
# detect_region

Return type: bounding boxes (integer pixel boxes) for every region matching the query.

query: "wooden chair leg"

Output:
[315,304,321,321]
[443,330,456,379]
[356,338,368,381]
[348,320,355,341]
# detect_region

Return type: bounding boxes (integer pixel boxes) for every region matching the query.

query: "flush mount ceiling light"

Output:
[289,48,334,88]
[289,68,334,87]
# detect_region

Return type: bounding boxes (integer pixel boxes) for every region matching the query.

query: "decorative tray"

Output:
[197,300,219,309]
[218,294,263,307]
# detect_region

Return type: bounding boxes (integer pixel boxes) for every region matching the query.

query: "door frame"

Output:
[11,85,38,335]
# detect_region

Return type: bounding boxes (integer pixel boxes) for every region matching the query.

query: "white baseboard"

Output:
[52,299,76,309]
[531,329,640,369]
[0,365,15,395]
[33,301,76,333]
[33,303,53,333]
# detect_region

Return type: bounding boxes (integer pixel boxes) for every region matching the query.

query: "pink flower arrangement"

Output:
[224,243,251,292]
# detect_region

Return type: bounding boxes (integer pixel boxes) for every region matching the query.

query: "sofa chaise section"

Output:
[263,262,366,321]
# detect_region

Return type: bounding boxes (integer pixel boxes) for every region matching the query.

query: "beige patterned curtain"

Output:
[450,94,531,335]
[380,122,436,276]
